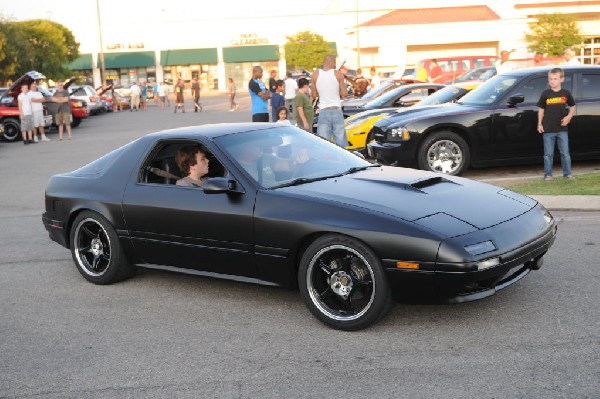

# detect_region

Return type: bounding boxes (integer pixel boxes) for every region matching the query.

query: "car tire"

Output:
[71,118,82,128]
[298,234,392,331]
[2,118,21,142]
[70,211,135,285]
[417,131,470,176]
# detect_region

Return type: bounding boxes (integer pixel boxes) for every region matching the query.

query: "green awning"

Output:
[223,45,279,63]
[68,53,93,70]
[98,51,156,69]
[160,48,218,66]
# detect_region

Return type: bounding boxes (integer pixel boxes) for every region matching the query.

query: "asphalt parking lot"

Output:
[1,93,599,398]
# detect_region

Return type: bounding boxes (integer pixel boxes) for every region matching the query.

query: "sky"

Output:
[1,0,344,51]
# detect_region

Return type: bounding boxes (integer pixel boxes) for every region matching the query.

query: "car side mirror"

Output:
[507,94,524,107]
[202,177,244,194]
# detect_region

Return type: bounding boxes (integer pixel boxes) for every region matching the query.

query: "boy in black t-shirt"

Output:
[537,68,576,181]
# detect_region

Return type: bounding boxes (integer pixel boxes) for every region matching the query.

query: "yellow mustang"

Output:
[345,82,482,152]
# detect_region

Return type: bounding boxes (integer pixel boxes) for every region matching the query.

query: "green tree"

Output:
[524,13,582,56]
[284,31,334,71]
[0,19,79,82]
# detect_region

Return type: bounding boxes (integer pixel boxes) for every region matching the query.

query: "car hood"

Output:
[375,102,481,129]
[280,166,536,236]
[1,70,46,103]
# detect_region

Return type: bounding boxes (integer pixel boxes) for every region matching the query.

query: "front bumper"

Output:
[367,141,414,165]
[384,204,557,302]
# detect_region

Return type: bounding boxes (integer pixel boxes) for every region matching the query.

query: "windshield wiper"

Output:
[271,164,380,189]
[342,164,381,175]
[271,175,333,189]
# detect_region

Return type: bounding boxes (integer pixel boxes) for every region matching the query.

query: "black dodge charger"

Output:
[368,65,600,175]
[43,123,556,330]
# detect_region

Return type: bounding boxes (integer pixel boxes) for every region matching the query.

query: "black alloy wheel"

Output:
[299,234,392,331]
[70,211,134,285]
[2,118,21,141]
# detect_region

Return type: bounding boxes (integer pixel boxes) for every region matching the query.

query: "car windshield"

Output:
[215,126,373,189]
[457,75,519,105]
[358,80,396,101]
[366,86,410,107]
[417,86,467,106]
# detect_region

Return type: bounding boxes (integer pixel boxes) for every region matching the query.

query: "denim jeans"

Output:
[317,109,346,147]
[543,131,571,177]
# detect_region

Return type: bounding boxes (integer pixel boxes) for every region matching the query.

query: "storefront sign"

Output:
[231,33,269,46]
[106,43,145,50]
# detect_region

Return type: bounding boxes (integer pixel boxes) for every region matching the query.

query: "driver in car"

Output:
[175,146,210,187]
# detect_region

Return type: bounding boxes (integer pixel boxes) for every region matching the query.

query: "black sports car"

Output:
[43,123,557,330]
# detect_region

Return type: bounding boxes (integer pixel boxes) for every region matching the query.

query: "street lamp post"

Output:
[96,0,106,85]
[356,0,360,70]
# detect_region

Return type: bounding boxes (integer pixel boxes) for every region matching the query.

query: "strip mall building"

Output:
[69,0,600,90]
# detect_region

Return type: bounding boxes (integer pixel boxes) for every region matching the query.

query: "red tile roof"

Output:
[360,5,501,27]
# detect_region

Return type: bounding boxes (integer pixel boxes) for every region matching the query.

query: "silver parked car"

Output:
[68,85,104,115]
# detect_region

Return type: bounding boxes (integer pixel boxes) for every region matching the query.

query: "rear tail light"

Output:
[89,96,97,102]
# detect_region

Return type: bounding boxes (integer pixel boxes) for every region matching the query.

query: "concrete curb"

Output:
[530,195,600,211]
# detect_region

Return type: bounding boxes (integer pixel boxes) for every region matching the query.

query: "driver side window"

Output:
[141,140,227,186]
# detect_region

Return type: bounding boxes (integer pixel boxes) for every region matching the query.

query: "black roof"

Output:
[498,65,600,77]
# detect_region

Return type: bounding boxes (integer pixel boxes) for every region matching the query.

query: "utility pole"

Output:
[356,0,360,70]
[96,0,106,85]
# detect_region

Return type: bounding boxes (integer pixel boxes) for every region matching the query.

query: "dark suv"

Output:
[368,65,600,175]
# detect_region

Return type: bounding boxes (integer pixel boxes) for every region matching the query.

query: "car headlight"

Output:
[389,127,410,141]
[477,257,500,271]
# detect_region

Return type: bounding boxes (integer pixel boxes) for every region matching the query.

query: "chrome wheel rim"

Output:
[306,245,375,322]
[73,218,111,277]
[426,139,463,174]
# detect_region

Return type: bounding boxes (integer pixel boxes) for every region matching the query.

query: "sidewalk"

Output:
[478,167,600,212]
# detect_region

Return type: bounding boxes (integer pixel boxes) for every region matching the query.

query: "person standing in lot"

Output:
[294,77,314,132]
[52,80,73,141]
[270,80,285,122]
[139,81,148,111]
[152,81,159,105]
[537,67,576,181]
[563,47,581,65]
[428,59,443,83]
[228,78,238,111]
[284,72,298,123]
[29,82,50,142]
[129,81,141,111]
[495,50,516,73]
[312,55,348,147]
[248,66,270,122]
[192,78,201,112]
[174,78,185,113]
[18,84,35,145]
[268,69,278,93]
[164,83,171,106]
[157,82,166,109]
[415,61,429,81]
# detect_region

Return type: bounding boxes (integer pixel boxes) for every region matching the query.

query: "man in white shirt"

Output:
[312,55,348,147]
[284,72,298,123]
[29,82,50,142]
[17,84,35,145]
[495,50,516,74]
[563,47,581,65]
[129,81,141,111]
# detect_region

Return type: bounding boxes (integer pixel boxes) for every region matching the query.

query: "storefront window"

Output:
[581,37,600,65]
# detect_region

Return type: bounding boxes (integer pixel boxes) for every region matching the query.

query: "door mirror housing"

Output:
[202,177,244,194]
